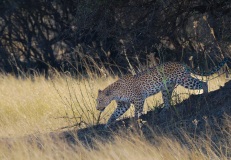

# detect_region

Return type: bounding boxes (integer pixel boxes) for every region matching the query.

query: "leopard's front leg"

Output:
[161,84,175,112]
[105,101,130,128]
[133,99,145,128]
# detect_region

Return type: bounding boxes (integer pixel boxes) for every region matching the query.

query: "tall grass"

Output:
[0,68,229,159]
[0,121,230,160]
[0,71,227,136]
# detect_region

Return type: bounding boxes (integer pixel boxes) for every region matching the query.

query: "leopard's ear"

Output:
[98,89,102,93]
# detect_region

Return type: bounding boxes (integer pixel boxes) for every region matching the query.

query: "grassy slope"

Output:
[0,74,230,160]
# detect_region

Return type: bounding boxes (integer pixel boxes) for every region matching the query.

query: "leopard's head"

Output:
[96,89,113,112]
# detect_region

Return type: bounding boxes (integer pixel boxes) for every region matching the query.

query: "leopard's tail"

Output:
[191,57,230,76]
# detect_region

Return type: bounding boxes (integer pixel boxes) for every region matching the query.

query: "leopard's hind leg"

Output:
[177,76,208,93]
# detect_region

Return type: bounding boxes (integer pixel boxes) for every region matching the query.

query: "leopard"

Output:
[96,58,230,128]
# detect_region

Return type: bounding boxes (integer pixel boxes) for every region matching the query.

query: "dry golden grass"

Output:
[0,127,229,160]
[0,73,229,160]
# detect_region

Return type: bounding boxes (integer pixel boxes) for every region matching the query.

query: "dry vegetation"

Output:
[0,1,230,159]
[0,72,230,160]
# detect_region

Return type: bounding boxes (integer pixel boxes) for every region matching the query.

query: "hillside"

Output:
[59,79,231,150]
[0,77,230,159]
